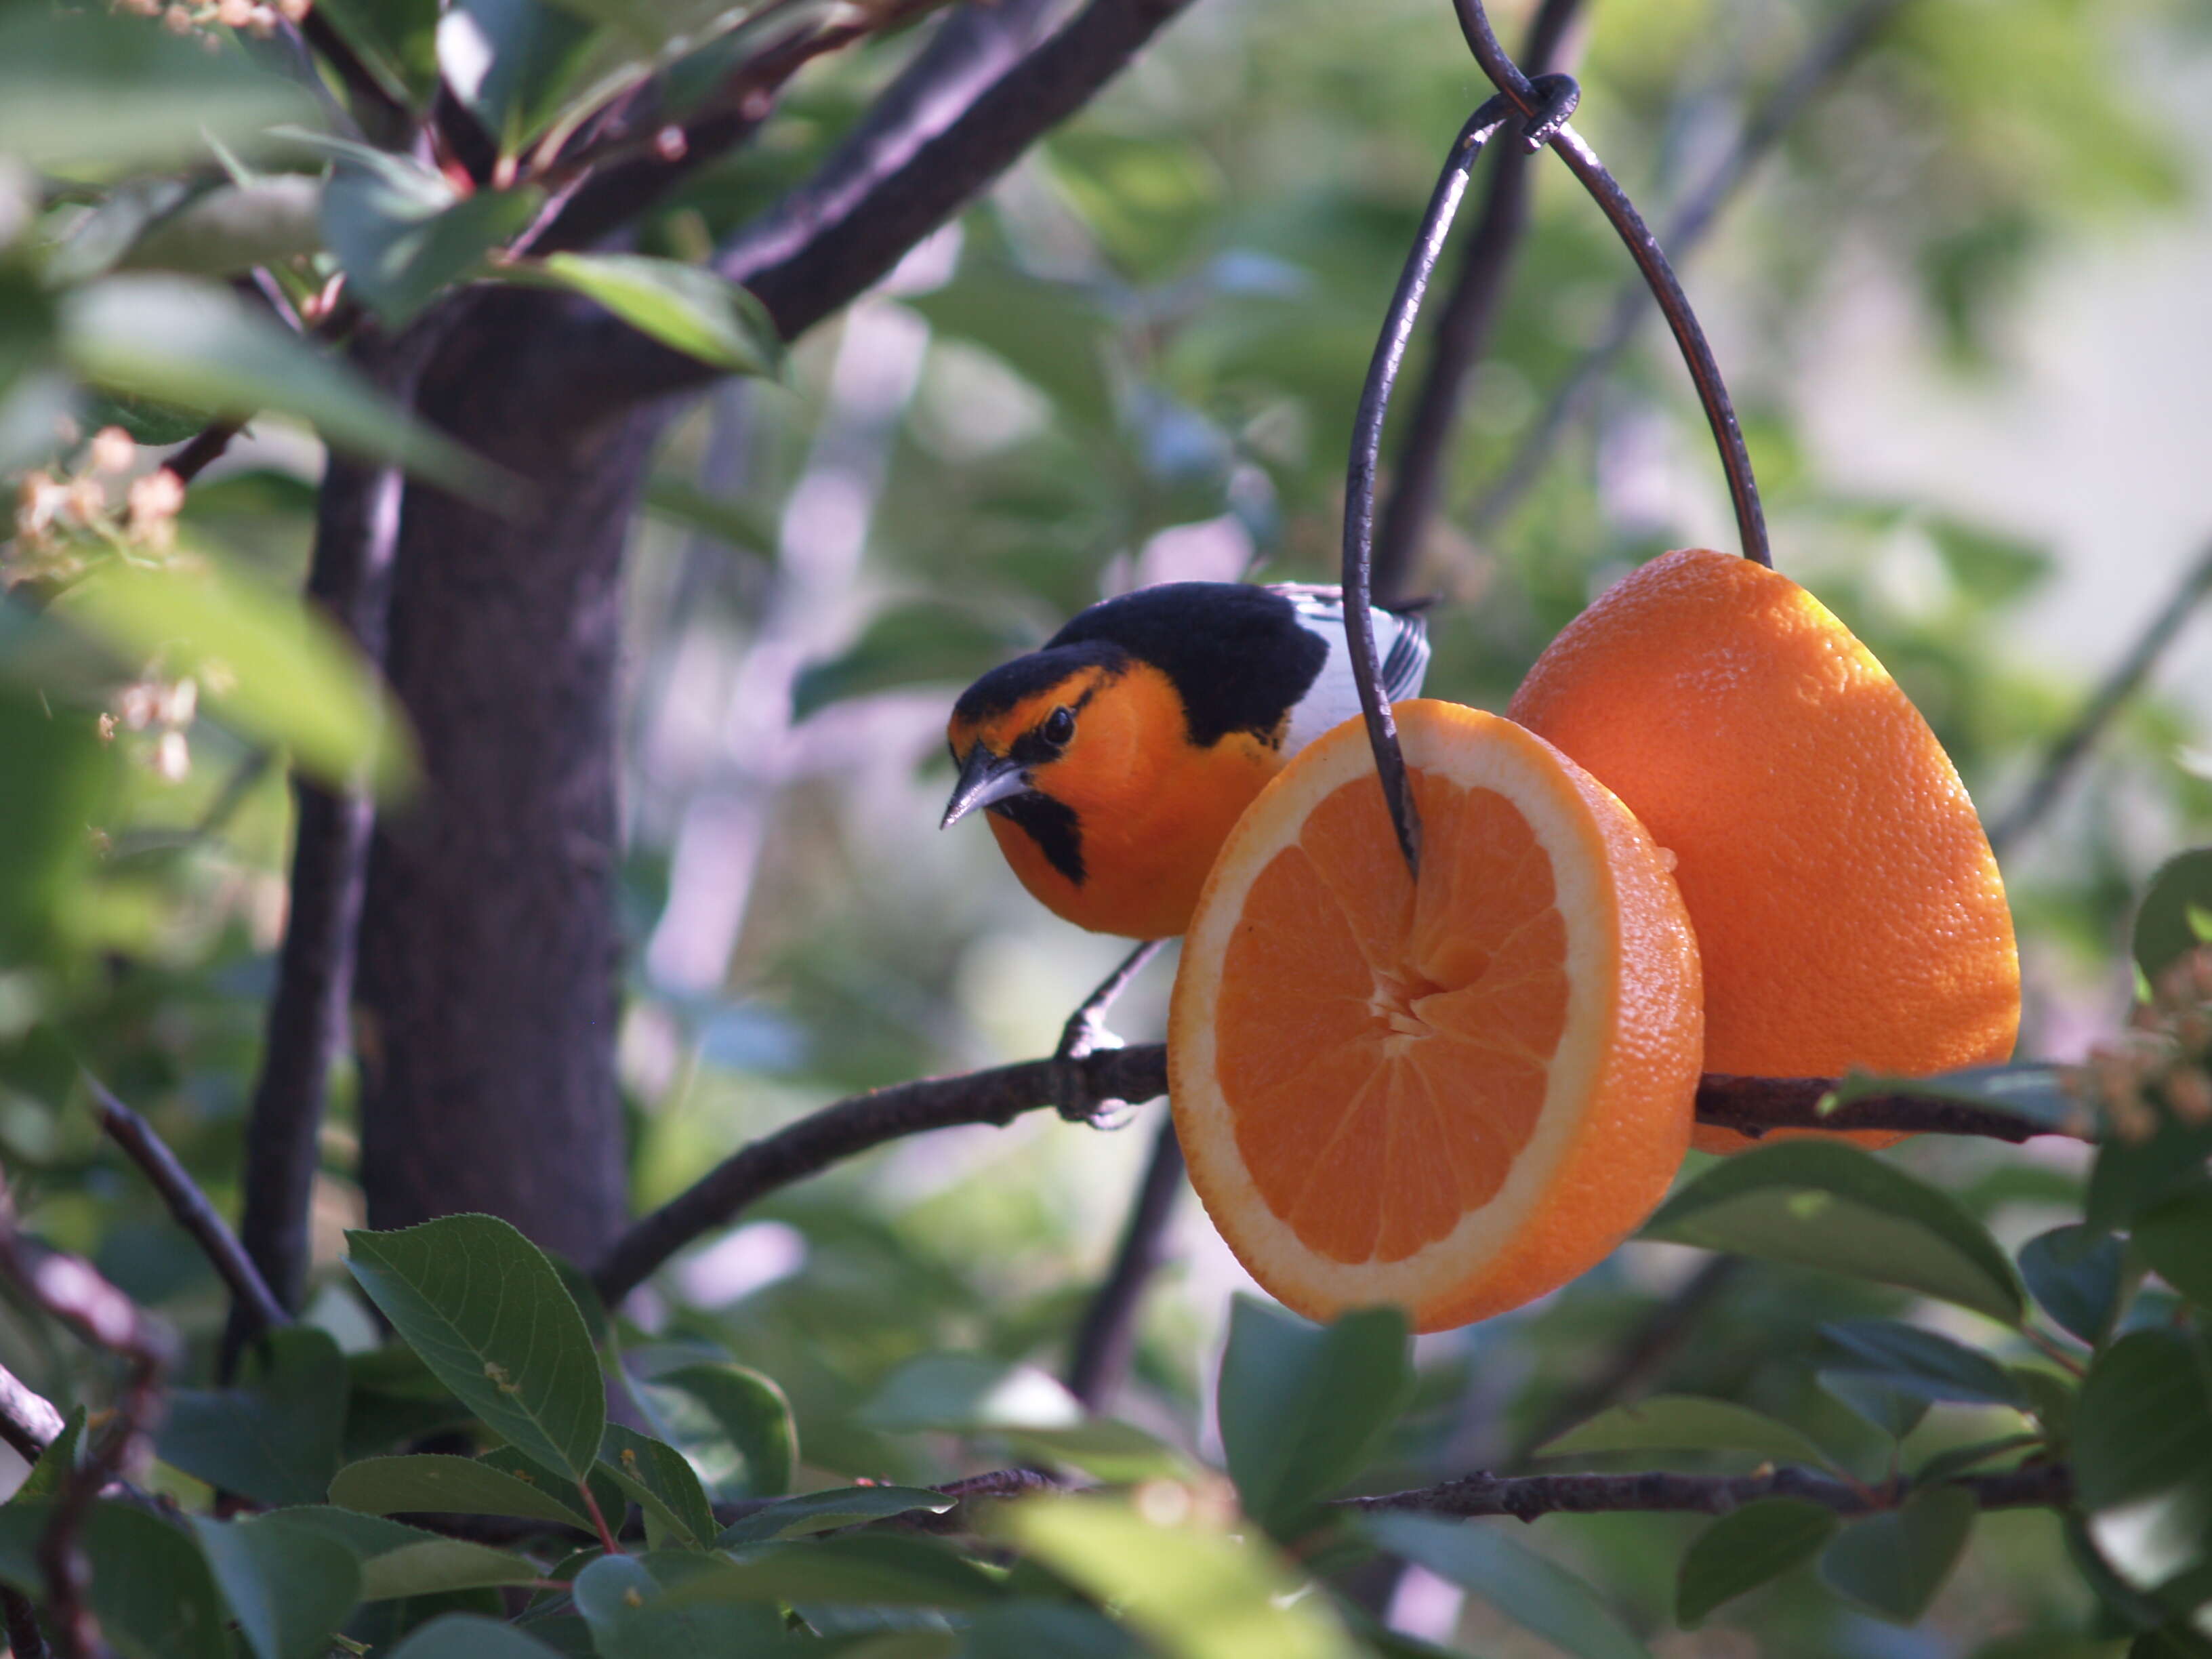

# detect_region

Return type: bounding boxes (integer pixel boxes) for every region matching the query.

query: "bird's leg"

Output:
[1052,939,1166,1125]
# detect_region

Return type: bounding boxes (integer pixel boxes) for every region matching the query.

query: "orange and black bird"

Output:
[941,581,1431,940]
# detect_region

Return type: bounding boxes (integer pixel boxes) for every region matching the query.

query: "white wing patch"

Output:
[1274,586,1432,758]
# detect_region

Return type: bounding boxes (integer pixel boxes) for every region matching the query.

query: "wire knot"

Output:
[1520,72,1580,150]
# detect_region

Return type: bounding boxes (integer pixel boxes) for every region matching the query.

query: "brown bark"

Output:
[354,297,660,1267]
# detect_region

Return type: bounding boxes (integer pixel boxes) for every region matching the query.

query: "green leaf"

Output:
[1914,1432,2045,1485]
[337,178,544,330]
[1642,1141,2026,1324]
[1042,129,1225,281]
[1820,1320,2028,1408]
[59,275,494,499]
[1819,1372,1931,1441]
[1819,1487,1978,1622]
[2010,1366,2076,1443]
[638,1361,795,1498]
[1368,1512,1652,1659]
[639,474,773,556]
[905,262,1116,432]
[2089,1118,2212,1232]
[570,1553,787,1657]
[2134,849,2212,988]
[1006,1494,1359,1659]
[960,1603,1139,1659]
[345,1214,607,1479]
[792,603,1035,721]
[1217,1298,1412,1530]
[2074,1330,2212,1622]
[12,1407,83,1503]
[78,388,208,447]
[859,1353,1083,1434]
[191,1513,363,1659]
[1006,1418,1190,1484]
[387,1614,566,1658]
[362,1538,550,1601]
[598,1424,716,1549]
[2021,1227,2129,1343]
[157,1326,349,1508]
[256,1507,543,1601]
[437,0,600,155]
[714,1486,954,1546]
[1537,1394,1837,1472]
[0,688,117,958]
[0,1500,228,1659]
[287,134,541,327]
[687,1535,1008,1607]
[2133,1186,2212,1308]
[118,178,326,277]
[330,1454,594,1528]
[1676,1499,1839,1626]
[0,6,312,171]
[514,253,783,376]
[56,552,415,798]
[475,1445,626,1530]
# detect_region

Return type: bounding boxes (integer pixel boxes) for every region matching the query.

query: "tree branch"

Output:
[1370,0,1585,605]
[544,0,1199,417]
[1466,0,1909,539]
[1987,534,2212,857]
[225,331,431,1370]
[530,0,969,254]
[0,1363,65,1465]
[592,1044,1166,1305]
[0,1211,173,1659]
[83,1074,289,1339]
[1342,1458,2068,1521]
[1063,1111,1184,1410]
[593,1048,2080,1305]
[1,1586,47,1659]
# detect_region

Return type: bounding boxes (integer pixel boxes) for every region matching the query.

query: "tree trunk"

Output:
[354,297,661,1269]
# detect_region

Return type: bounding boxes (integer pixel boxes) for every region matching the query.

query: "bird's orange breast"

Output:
[987,662,1287,939]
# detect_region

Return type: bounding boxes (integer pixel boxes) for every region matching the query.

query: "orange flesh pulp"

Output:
[1216,773,1568,1265]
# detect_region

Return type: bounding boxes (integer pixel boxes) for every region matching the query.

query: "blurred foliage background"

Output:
[3,0,2212,1650]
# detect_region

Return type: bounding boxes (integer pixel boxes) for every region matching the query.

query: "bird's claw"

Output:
[1052,1015,1131,1126]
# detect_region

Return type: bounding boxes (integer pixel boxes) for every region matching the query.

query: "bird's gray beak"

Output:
[941,746,1033,830]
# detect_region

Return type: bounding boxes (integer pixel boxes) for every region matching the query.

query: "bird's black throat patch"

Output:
[989,790,1085,887]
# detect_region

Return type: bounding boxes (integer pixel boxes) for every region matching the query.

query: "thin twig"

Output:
[1693,1071,2066,1145]
[1450,0,1768,567]
[1064,1111,1185,1410]
[531,0,956,253]
[0,1208,174,1659]
[554,0,1202,412]
[83,1073,289,1338]
[0,1363,65,1465]
[2,1587,47,1659]
[1371,0,1586,604]
[225,331,434,1372]
[592,1044,1168,1307]
[592,1048,2081,1306]
[1341,1458,2068,1521]
[1467,0,1908,540]
[158,422,243,489]
[1987,535,2212,857]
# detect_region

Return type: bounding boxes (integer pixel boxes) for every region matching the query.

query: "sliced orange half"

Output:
[1168,700,1704,1332]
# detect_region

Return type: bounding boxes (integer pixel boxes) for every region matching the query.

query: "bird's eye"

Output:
[1042,705,1076,747]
